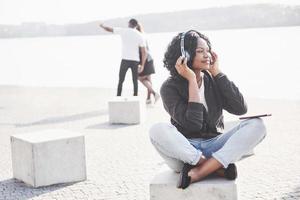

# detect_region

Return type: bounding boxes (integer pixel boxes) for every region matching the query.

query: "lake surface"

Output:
[1,26,300,100]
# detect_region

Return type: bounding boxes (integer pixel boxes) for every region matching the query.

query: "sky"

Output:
[0,0,300,25]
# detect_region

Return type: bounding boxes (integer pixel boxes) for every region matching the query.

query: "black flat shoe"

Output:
[177,163,193,189]
[224,163,237,180]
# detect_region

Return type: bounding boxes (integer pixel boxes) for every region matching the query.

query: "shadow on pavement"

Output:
[280,186,300,199]
[0,178,76,200]
[86,122,137,130]
[14,110,108,127]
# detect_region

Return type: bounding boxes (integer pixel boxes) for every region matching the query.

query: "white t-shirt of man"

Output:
[198,72,208,111]
[113,27,146,62]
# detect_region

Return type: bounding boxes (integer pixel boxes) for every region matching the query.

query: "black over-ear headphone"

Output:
[180,31,190,62]
[180,30,200,62]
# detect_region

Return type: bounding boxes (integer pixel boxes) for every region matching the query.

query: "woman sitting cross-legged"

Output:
[149,30,267,189]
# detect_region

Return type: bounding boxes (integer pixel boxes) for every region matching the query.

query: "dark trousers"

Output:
[117,59,139,96]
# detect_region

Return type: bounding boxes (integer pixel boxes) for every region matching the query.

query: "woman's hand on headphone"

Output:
[208,51,221,77]
[175,56,196,81]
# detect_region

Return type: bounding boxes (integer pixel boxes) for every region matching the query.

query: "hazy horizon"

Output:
[1,0,300,25]
[1,26,299,100]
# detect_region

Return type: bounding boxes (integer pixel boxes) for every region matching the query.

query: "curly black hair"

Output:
[163,30,212,78]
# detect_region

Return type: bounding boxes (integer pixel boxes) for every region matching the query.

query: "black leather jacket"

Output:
[160,71,247,139]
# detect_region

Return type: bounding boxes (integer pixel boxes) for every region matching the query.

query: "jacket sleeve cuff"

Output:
[214,72,226,80]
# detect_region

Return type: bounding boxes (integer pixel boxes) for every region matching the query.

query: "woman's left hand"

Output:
[138,65,144,74]
[208,51,221,77]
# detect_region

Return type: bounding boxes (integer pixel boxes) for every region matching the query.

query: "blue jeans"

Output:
[149,118,266,172]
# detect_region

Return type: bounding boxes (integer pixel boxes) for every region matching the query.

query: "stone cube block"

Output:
[108,96,145,124]
[150,169,237,200]
[11,129,86,187]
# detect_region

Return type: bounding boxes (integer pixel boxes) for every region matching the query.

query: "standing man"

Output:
[99,19,147,96]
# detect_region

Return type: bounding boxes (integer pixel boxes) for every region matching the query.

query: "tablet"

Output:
[239,114,272,120]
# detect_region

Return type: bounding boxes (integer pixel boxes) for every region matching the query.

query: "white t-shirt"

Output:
[113,27,145,62]
[198,73,208,111]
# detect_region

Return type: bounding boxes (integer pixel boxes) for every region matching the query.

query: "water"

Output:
[1,26,300,100]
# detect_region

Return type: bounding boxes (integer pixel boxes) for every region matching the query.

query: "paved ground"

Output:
[0,86,300,200]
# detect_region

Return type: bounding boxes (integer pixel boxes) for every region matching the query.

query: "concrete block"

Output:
[150,169,237,200]
[108,96,145,124]
[11,129,86,187]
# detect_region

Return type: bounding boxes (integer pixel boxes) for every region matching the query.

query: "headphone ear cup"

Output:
[185,51,190,62]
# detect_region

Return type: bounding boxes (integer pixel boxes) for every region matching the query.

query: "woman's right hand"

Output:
[175,56,196,81]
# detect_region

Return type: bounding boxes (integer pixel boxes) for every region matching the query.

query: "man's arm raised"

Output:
[99,23,113,33]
